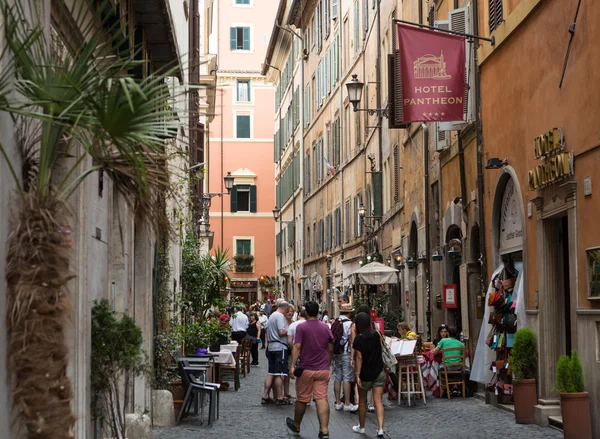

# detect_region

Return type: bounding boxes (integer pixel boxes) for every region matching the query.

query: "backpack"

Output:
[331,317,348,355]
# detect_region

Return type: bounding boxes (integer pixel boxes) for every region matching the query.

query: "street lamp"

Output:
[223,172,234,193]
[386,256,391,266]
[358,203,367,219]
[346,74,364,112]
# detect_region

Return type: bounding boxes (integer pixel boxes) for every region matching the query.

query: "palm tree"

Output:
[0,1,183,437]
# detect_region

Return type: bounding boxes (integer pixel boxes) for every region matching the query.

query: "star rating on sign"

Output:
[429,113,433,117]
[441,112,445,116]
[435,113,439,117]
[423,112,427,117]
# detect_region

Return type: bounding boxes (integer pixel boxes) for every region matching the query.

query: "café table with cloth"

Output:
[418,349,470,398]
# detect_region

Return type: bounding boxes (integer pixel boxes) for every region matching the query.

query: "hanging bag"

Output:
[378,332,398,370]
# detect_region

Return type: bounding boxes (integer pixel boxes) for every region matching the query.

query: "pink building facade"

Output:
[208,0,276,305]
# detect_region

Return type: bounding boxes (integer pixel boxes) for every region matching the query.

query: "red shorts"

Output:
[295,370,330,403]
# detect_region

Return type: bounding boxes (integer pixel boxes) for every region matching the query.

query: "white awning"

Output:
[352,261,399,285]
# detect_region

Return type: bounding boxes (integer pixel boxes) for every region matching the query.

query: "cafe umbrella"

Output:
[353,261,399,285]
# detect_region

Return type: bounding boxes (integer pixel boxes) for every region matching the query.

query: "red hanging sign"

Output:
[397,23,466,123]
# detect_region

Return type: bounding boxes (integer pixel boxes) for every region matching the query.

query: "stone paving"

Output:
[153,352,561,439]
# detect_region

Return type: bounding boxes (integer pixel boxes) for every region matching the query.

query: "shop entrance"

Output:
[556,215,572,355]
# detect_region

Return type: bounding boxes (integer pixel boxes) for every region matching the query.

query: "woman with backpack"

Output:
[332,305,357,412]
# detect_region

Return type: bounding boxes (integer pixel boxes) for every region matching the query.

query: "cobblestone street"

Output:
[153,355,561,439]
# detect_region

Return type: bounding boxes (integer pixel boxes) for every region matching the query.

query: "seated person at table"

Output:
[397,322,417,339]
[433,324,449,347]
[433,326,464,365]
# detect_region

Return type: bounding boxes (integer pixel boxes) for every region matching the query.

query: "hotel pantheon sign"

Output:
[528,127,574,190]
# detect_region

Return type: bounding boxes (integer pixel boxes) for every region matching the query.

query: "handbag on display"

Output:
[506,333,515,348]
[501,277,516,290]
[486,326,497,347]
[502,313,518,333]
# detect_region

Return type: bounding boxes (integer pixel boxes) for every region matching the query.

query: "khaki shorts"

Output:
[360,370,386,391]
[295,370,330,403]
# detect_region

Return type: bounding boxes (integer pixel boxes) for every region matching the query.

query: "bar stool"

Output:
[396,355,427,406]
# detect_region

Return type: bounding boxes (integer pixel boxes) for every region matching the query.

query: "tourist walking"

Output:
[286,301,333,439]
[352,312,386,438]
[262,301,290,405]
[246,313,262,366]
[332,304,357,412]
[230,305,249,343]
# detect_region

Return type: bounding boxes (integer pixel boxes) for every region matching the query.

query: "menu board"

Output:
[389,339,417,357]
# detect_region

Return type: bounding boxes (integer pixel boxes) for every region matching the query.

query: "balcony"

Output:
[234,254,254,273]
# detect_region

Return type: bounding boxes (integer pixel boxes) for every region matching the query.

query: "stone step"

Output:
[548,415,563,432]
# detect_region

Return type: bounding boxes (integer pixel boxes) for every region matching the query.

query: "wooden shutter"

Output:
[250,185,257,212]
[230,27,237,50]
[372,172,382,218]
[428,5,435,26]
[393,145,399,202]
[388,55,409,129]
[237,115,250,138]
[230,185,238,212]
[332,0,338,20]
[489,0,503,33]
[242,27,251,50]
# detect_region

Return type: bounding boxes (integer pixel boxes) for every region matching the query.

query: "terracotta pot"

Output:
[560,392,592,439]
[171,382,186,401]
[173,400,184,419]
[512,379,537,424]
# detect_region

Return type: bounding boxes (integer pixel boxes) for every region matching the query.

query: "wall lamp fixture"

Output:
[345,74,389,118]
[485,158,508,170]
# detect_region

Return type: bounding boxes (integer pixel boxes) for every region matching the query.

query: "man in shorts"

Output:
[333,304,357,412]
[262,301,290,405]
[286,301,333,439]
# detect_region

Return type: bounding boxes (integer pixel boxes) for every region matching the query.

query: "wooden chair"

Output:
[238,339,252,377]
[439,347,466,399]
[219,345,241,391]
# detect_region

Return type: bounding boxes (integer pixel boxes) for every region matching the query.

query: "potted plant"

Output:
[509,328,538,423]
[234,253,254,272]
[556,351,592,439]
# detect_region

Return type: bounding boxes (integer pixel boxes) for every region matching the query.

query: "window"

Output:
[355,109,361,146]
[325,215,331,251]
[236,80,250,102]
[354,193,363,237]
[236,114,251,138]
[230,185,257,212]
[230,26,251,50]
[334,208,341,247]
[318,219,324,253]
[354,0,359,55]
[489,0,503,33]
[235,0,250,4]
[306,227,311,257]
[345,201,351,242]
[236,239,251,254]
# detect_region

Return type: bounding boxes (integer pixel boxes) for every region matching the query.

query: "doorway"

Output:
[559,215,572,356]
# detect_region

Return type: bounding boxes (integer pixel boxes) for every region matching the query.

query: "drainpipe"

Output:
[421,122,432,341]
[472,0,488,289]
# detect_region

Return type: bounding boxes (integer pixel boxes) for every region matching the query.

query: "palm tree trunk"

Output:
[5,193,76,438]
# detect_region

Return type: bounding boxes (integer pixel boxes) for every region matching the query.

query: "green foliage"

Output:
[176,318,229,356]
[382,308,404,333]
[234,253,254,272]
[556,350,586,393]
[509,328,537,380]
[181,232,230,323]
[91,300,149,436]
[353,286,388,317]
[570,350,585,392]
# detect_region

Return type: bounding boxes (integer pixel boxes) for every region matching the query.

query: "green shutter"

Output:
[249,185,257,213]
[372,172,382,217]
[237,115,250,138]
[230,185,238,212]
[230,27,237,50]
[242,27,250,50]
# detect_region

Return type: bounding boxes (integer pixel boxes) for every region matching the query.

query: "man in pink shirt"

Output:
[286,301,333,439]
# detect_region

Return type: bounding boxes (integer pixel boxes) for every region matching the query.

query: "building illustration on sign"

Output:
[413,51,452,80]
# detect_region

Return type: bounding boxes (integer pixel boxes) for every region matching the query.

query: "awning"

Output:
[352,262,399,285]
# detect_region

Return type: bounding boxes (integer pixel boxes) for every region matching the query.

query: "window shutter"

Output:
[372,172,382,218]
[428,5,435,27]
[242,27,251,50]
[489,0,503,33]
[230,27,237,50]
[393,145,399,202]
[332,0,338,20]
[363,0,368,38]
[237,115,250,138]
[434,122,449,151]
[230,185,238,212]
[249,185,257,212]
[388,53,410,129]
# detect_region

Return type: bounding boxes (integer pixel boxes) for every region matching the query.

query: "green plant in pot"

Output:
[508,328,537,424]
[555,351,592,439]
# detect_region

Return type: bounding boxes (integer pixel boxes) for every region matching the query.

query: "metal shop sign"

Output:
[528,127,573,190]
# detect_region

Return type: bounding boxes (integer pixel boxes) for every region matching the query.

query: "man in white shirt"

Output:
[258,311,268,349]
[230,305,249,342]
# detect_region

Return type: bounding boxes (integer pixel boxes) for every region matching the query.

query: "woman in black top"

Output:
[433,323,449,347]
[352,312,385,438]
[246,313,262,365]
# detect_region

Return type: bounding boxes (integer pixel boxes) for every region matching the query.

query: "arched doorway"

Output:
[468,223,483,344]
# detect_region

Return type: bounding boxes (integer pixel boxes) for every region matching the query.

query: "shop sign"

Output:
[230,281,257,289]
[443,284,458,308]
[528,127,574,190]
[499,179,523,255]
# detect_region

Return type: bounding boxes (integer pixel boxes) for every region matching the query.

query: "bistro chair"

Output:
[219,344,241,391]
[177,360,220,425]
[240,338,252,375]
[439,347,466,399]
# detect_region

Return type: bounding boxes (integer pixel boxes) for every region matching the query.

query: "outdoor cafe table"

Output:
[209,348,236,383]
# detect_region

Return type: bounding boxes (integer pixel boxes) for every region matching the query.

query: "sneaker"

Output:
[367,404,376,413]
[335,402,344,411]
[352,425,366,434]
[343,404,358,412]
[318,432,330,439]
[285,417,300,436]
[376,429,385,438]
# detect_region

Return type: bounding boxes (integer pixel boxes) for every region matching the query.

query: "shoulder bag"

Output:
[378,331,398,370]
